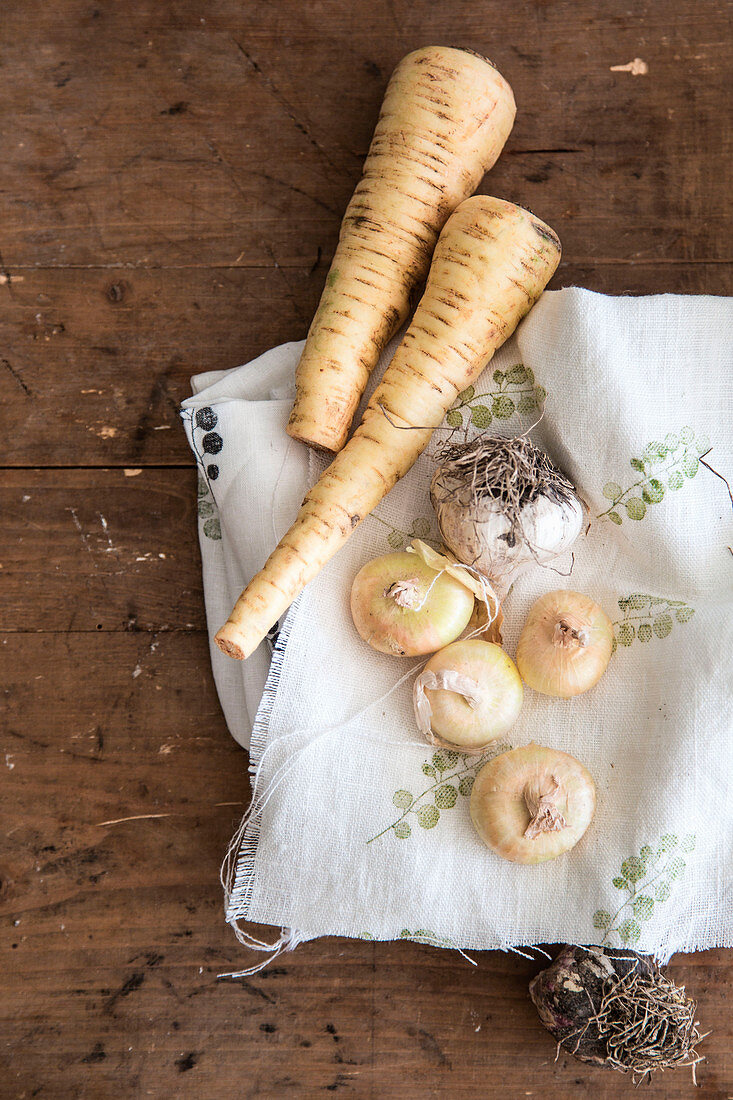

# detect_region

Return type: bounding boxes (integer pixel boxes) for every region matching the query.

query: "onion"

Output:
[469,743,596,863]
[516,589,613,697]
[430,436,585,596]
[350,551,474,656]
[413,639,523,752]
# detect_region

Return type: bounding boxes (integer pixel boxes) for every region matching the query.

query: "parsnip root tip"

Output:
[215,630,246,661]
[286,418,339,454]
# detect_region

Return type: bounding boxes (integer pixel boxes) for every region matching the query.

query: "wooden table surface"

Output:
[2,2,731,1097]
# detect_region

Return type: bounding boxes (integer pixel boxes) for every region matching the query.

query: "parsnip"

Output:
[287,46,516,453]
[217,197,561,660]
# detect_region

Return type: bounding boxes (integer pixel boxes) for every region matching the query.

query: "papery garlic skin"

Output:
[470,743,596,864]
[350,551,474,657]
[516,590,613,698]
[416,639,523,752]
[431,475,585,596]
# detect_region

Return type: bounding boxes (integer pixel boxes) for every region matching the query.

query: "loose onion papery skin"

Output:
[470,743,596,863]
[350,552,474,656]
[418,639,523,752]
[516,590,613,698]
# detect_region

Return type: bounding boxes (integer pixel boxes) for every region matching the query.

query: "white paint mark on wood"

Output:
[610,58,648,75]
[5,754,15,770]
[96,814,173,827]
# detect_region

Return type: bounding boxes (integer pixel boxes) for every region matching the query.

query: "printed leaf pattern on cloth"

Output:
[197,474,222,540]
[593,833,696,946]
[369,511,441,552]
[358,928,457,948]
[611,594,695,653]
[445,364,546,429]
[598,428,709,524]
[186,405,224,540]
[367,743,511,843]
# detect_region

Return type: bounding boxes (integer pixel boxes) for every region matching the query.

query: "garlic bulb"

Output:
[414,639,523,753]
[430,436,585,596]
[470,743,596,863]
[350,551,474,656]
[516,590,613,698]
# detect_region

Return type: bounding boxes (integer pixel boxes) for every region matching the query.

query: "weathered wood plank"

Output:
[1,637,729,1098]
[0,468,204,632]
[1,1,730,269]
[2,0,731,1095]
[1,262,731,469]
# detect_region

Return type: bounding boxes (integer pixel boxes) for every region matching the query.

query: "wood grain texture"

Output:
[2,634,731,1098]
[1,0,731,1096]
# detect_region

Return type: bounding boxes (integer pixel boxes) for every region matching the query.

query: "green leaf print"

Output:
[611,594,694,653]
[369,511,442,553]
[492,395,515,420]
[367,743,511,844]
[594,833,695,946]
[398,928,458,949]
[618,920,641,945]
[625,497,646,520]
[471,404,491,428]
[417,805,440,829]
[598,427,708,523]
[194,462,222,541]
[435,784,458,809]
[444,363,547,431]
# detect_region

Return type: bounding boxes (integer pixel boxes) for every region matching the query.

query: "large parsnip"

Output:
[217,197,561,660]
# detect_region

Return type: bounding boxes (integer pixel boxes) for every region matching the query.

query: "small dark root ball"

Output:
[529,945,706,1081]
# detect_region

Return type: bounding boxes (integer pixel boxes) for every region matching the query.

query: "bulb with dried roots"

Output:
[430,436,585,599]
[516,589,613,698]
[413,639,523,753]
[470,743,596,863]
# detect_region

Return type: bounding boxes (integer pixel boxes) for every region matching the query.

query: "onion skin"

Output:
[419,639,523,752]
[516,590,613,698]
[470,743,596,863]
[529,945,656,1065]
[350,551,474,656]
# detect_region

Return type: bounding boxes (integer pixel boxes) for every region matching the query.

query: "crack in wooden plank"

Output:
[1,357,32,396]
[229,37,344,178]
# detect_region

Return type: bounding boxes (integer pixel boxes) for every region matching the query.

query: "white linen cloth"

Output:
[181,288,733,966]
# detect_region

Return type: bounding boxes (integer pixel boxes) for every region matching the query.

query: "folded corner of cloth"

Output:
[182,288,733,965]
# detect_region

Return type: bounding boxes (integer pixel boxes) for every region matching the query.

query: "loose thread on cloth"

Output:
[220,571,503,977]
[270,435,296,547]
[222,563,501,907]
